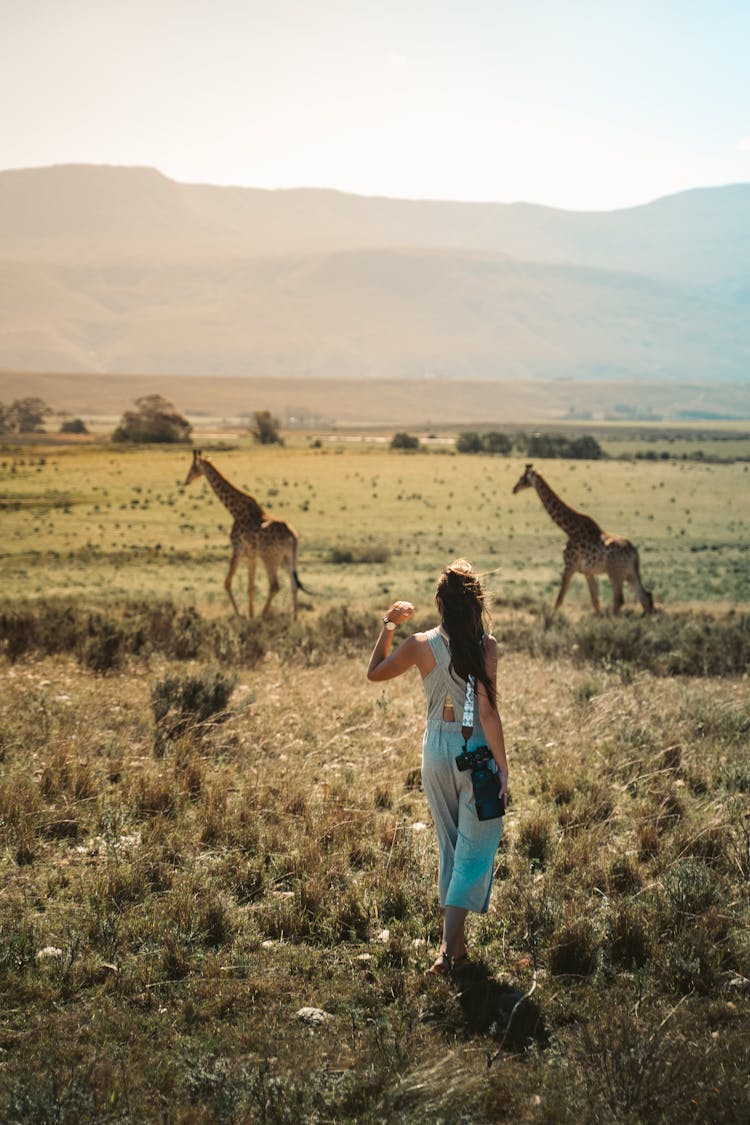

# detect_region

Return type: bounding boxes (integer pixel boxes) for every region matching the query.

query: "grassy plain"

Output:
[1,440,749,611]
[1,440,749,1122]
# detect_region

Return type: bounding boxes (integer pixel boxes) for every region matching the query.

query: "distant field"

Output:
[2,370,750,427]
[1,441,748,612]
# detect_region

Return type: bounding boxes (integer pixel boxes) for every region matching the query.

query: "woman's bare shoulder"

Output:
[411,631,438,674]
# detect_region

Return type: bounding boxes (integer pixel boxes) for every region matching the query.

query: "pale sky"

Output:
[2,0,749,211]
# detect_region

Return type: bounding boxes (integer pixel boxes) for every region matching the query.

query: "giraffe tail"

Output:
[292,570,313,595]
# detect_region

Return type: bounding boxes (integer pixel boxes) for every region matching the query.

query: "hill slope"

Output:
[1,165,748,380]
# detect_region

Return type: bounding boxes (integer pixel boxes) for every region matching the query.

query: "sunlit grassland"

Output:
[1,442,749,612]
[1,440,749,1119]
[1,630,747,1119]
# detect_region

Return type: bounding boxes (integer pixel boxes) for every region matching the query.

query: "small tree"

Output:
[250,410,284,446]
[567,435,604,460]
[60,418,88,435]
[4,397,54,433]
[391,431,419,450]
[112,394,192,444]
[484,431,513,455]
[456,431,484,453]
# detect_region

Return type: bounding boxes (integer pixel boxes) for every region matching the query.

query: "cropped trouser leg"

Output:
[422,724,503,914]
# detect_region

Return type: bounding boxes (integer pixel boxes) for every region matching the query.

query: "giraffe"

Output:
[183,450,309,619]
[512,463,654,615]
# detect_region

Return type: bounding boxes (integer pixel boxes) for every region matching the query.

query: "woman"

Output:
[367,559,508,974]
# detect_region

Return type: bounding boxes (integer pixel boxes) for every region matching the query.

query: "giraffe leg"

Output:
[286,548,299,619]
[224,554,242,616]
[247,556,257,618]
[629,556,655,614]
[585,573,602,615]
[554,568,574,611]
[259,558,280,617]
[610,575,624,614]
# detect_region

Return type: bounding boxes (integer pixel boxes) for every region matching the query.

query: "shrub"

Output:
[516,432,604,459]
[455,430,512,454]
[78,616,128,673]
[483,431,513,455]
[151,667,237,755]
[0,923,37,973]
[59,418,88,434]
[664,918,728,995]
[548,916,599,976]
[564,997,697,1121]
[0,396,53,434]
[456,431,484,453]
[250,409,284,446]
[604,902,651,969]
[390,431,419,450]
[659,857,719,926]
[112,394,192,443]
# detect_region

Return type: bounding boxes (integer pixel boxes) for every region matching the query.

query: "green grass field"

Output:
[2,441,749,613]
[1,439,748,1122]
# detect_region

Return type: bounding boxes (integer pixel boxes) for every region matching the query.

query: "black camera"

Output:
[455,745,505,821]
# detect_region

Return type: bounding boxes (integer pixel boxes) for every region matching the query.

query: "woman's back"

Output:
[421,626,475,725]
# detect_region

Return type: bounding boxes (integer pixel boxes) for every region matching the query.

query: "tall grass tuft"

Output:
[151,667,236,756]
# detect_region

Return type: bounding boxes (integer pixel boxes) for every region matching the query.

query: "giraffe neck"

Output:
[532,473,596,537]
[200,459,265,522]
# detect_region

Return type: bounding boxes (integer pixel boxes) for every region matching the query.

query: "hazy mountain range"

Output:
[1,164,749,382]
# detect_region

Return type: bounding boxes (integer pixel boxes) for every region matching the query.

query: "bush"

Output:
[250,410,284,446]
[59,418,88,434]
[390,432,420,450]
[151,667,237,755]
[112,394,192,443]
[548,916,599,976]
[456,431,486,453]
[483,431,513,455]
[516,432,604,459]
[78,616,128,673]
[0,396,54,434]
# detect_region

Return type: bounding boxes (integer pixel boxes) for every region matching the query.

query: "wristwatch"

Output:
[382,616,397,631]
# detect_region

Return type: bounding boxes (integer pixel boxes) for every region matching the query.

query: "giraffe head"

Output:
[184,449,205,486]
[512,463,537,494]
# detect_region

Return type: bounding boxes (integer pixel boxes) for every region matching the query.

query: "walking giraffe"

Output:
[184,451,309,618]
[512,463,654,615]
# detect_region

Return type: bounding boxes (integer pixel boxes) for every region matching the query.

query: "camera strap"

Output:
[461,675,475,746]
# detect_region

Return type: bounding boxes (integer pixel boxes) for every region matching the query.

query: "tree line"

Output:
[456,430,604,459]
[2,395,604,459]
[0,395,285,446]
[391,430,604,459]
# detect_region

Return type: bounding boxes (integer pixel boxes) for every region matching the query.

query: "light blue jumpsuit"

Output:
[420,627,503,913]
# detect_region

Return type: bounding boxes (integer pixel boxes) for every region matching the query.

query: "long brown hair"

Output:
[436,559,495,706]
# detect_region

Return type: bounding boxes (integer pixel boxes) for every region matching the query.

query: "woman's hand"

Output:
[385,600,415,625]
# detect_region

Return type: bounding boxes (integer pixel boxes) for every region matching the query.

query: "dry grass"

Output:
[0,440,747,1118]
[0,605,747,1121]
